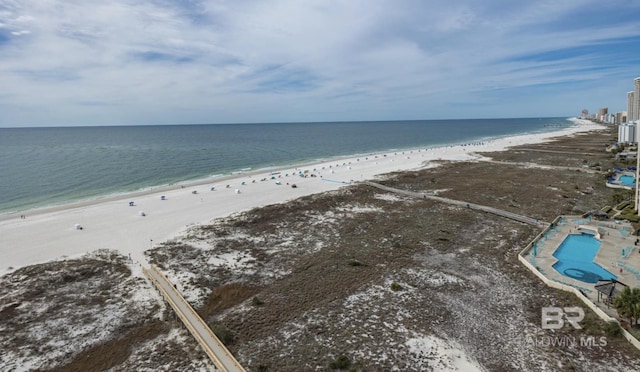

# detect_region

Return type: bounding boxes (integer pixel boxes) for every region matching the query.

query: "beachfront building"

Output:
[597,107,608,122]
[635,77,640,121]
[616,111,628,125]
[637,120,640,215]
[581,108,589,119]
[618,123,637,144]
[628,91,636,123]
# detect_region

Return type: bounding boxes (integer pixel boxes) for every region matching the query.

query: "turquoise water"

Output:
[620,174,635,187]
[0,117,573,213]
[552,234,617,284]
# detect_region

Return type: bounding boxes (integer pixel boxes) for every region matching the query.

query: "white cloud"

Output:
[0,0,639,126]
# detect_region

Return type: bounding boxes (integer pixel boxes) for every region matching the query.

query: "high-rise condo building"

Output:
[618,123,637,143]
[580,108,589,118]
[628,91,635,123]
[632,77,640,120]
[634,77,640,121]
[597,107,608,121]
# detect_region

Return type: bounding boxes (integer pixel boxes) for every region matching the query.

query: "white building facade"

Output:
[619,123,637,143]
[635,77,640,121]
[628,91,636,123]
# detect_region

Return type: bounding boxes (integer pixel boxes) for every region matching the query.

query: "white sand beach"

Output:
[0,120,604,276]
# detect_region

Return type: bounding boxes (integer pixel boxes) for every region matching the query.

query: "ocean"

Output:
[0,118,574,213]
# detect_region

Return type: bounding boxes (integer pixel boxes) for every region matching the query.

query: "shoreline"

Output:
[0,119,580,217]
[0,119,605,276]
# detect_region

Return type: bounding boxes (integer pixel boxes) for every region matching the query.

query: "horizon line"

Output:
[0,116,576,129]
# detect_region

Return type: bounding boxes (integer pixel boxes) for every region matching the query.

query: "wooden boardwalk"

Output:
[144,265,245,372]
[364,181,548,228]
[480,159,604,174]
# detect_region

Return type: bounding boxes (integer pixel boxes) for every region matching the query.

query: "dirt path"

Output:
[364,181,548,227]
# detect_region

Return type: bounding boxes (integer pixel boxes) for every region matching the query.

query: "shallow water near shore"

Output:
[0,118,571,213]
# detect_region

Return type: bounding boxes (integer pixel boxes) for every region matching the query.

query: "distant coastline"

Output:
[0,117,578,215]
[0,118,604,275]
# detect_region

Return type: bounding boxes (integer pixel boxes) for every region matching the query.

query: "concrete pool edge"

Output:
[518,215,640,351]
[606,171,636,190]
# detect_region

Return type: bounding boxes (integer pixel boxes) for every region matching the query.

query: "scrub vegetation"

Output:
[3,126,640,371]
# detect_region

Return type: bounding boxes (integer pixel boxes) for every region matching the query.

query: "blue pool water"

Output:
[552,234,617,284]
[619,174,635,187]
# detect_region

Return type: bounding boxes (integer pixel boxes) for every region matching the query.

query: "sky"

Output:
[1,0,640,127]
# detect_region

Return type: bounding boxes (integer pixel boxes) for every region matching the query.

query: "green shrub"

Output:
[390,282,403,291]
[348,260,366,267]
[329,354,351,370]
[578,314,601,334]
[629,327,640,341]
[615,214,640,223]
[605,321,622,338]
[252,296,265,306]
[212,325,234,345]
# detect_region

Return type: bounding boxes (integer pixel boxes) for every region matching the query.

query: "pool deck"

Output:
[524,215,640,318]
[606,171,636,190]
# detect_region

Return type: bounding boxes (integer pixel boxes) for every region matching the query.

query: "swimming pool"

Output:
[552,234,617,284]
[619,174,635,187]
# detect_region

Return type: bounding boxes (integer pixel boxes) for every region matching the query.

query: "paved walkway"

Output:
[364,181,548,228]
[144,265,245,372]
[514,148,603,156]
[479,159,605,174]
